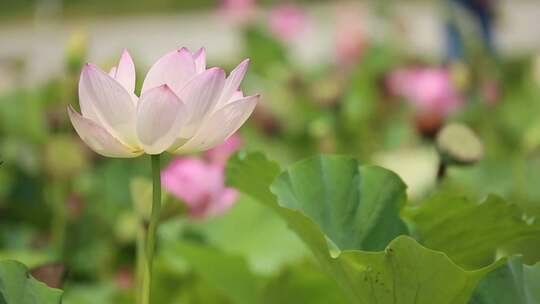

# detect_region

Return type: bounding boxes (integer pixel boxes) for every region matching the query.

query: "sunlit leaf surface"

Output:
[227,152,506,304]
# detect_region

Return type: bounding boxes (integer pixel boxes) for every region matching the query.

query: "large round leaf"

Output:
[226,152,506,304]
[270,155,409,251]
[470,256,540,304]
[404,194,540,268]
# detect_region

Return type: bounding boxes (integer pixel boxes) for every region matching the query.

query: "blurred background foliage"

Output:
[1,0,540,303]
[0,0,328,20]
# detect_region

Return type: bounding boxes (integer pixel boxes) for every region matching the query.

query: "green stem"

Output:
[141,154,162,304]
[135,223,146,304]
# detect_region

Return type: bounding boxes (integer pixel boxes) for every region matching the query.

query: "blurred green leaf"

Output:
[0,260,63,304]
[44,135,88,179]
[61,282,119,304]
[0,252,52,270]
[499,236,540,266]
[404,194,540,268]
[0,89,49,143]
[164,240,261,304]
[194,195,308,275]
[151,268,229,304]
[243,26,287,74]
[470,256,540,304]
[262,261,348,304]
[227,152,505,304]
[86,158,149,224]
[340,44,400,153]
[130,177,153,220]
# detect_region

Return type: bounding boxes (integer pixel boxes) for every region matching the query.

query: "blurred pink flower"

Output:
[161,135,243,218]
[219,0,257,26]
[268,4,309,42]
[387,67,463,116]
[162,158,238,218]
[115,267,134,290]
[481,80,500,106]
[206,133,243,165]
[335,7,367,65]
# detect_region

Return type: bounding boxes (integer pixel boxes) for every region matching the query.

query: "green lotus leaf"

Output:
[0,260,63,304]
[227,152,506,304]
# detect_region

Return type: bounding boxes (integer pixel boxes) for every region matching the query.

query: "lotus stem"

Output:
[141,154,162,304]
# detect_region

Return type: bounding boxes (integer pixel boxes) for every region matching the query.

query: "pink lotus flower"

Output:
[161,135,242,218]
[206,132,243,165]
[68,48,259,158]
[268,5,309,42]
[335,6,367,65]
[218,0,257,26]
[386,67,463,116]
